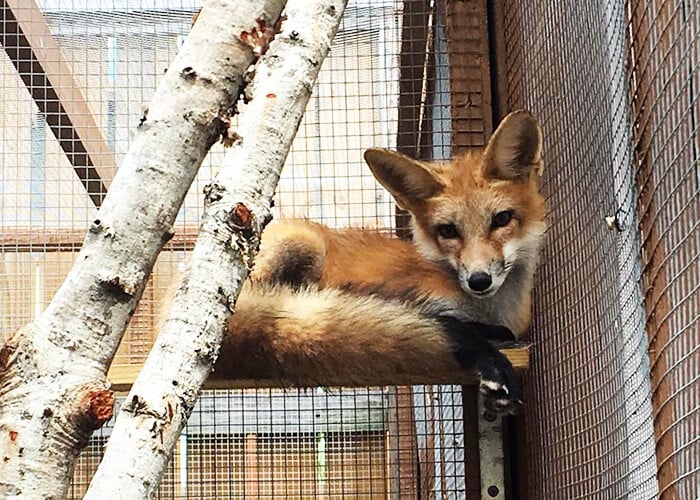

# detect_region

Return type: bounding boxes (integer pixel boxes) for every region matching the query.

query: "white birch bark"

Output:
[0,1,286,497]
[84,1,347,497]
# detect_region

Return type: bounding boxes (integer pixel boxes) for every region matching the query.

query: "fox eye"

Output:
[436,223,459,239]
[492,210,514,228]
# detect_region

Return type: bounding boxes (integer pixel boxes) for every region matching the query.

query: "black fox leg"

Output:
[473,349,522,416]
[438,317,523,415]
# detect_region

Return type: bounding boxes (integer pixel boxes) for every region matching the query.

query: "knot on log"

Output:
[89,218,103,233]
[213,112,241,148]
[88,219,116,238]
[80,388,115,431]
[203,182,225,206]
[220,129,241,148]
[99,275,136,298]
[0,342,16,373]
[121,393,179,444]
[0,329,24,373]
[239,16,286,57]
[180,66,198,80]
[229,203,253,232]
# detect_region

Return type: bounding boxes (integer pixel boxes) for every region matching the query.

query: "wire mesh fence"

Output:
[67,386,471,498]
[502,0,697,498]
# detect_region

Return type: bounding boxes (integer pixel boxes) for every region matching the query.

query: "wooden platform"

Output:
[107,346,529,392]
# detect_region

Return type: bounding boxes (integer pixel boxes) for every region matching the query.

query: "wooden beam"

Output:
[392,2,435,494]
[442,3,499,498]
[487,0,510,121]
[462,386,482,499]
[1,0,116,207]
[445,0,492,150]
[107,347,529,392]
[0,226,200,252]
[394,0,434,240]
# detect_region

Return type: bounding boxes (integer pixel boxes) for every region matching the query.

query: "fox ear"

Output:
[483,110,543,181]
[364,148,445,210]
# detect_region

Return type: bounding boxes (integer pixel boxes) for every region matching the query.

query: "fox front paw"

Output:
[439,316,523,414]
[478,365,522,416]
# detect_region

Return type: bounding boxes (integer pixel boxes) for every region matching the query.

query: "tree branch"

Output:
[0,0,286,497]
[84,1,347,497]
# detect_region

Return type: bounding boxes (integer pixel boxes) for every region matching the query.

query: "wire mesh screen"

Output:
[626,1,699,497]
[0,0,478,497]
[68,387,470,498]
[502,0,697,498]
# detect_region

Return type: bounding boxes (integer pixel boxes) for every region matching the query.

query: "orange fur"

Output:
[255,222,460,298]
[249,111,546,336]
[219,283,464,385]
[209,111,545,407]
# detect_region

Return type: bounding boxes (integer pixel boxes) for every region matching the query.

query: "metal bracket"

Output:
[478,395,506,499]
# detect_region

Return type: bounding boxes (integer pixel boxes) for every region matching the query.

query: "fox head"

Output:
[364,110,546,298]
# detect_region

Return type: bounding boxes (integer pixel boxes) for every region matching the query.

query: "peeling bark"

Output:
[84,0,347,497]
[0,0,286,497]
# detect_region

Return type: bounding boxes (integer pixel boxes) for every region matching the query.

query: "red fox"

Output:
[217,111,545,414]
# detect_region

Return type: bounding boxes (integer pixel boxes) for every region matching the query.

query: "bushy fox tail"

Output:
[215,282,522,414]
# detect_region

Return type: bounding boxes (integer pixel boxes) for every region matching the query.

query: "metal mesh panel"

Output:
[67,387,469,499]
[1,0,475,496]
[626,1,699,497]
[502,0,697,497]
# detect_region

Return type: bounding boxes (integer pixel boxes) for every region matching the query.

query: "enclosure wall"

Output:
[500,0,697,498]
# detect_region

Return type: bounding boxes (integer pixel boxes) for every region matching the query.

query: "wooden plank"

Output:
[443,2,497,497]
[394,386,419,499]
[488,0,509,121]
[107,347,529,392]
[417,387,436,498]
[0,226,200,252]
[392,2,434,494]
[462,386,482,499]
[1,0,116,206]
[394,0,434,239]
[445,0,492,150]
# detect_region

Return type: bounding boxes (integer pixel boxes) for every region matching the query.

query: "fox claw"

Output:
[440,316,523,415]
[478,367,522,416]
[479,385,522,415]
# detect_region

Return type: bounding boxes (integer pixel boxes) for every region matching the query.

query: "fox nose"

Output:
[468,272,492,292]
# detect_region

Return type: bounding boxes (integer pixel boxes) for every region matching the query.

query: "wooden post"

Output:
[442,1,497,498]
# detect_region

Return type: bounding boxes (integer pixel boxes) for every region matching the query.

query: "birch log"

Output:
[0,1,286,497]
[84,1,347,497]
